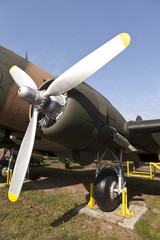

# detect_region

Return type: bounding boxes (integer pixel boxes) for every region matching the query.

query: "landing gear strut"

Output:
[94,148,126,212]
[0,148,14,183]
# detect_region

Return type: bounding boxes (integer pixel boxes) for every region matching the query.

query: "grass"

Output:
[0,159,160,239]
[0,185,116,240]
[135,195,160,240]
[136,218,160,240]
[0,160,116,240]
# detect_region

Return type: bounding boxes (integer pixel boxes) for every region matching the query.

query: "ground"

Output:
[0,158,160,240]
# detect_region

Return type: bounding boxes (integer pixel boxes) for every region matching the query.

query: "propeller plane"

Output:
[0,33,159,211]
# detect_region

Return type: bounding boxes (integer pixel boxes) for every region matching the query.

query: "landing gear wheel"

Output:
[0,160,8,183]
[94,168,120,212]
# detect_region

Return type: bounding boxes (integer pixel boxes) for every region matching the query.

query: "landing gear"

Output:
[0,148,14,183]
[0,160,8,182]
[94,168,120,211]
[94,148,126,212]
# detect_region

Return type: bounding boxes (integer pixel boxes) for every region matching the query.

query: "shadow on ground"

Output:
[22,163,160,207]
[23,165,95,194]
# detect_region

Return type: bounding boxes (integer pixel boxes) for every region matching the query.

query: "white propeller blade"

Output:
[44,33,131,97]
[9,65,38,90]
[8,107,39,202]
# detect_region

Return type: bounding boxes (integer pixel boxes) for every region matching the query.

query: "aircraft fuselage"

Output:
[1,46,160,164]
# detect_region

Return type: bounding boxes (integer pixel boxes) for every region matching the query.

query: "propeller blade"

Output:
[8,107,39,202]
[9,65,38,90]
[44,33,131,97]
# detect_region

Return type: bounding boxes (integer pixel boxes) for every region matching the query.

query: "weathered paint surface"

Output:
[0,46,53,132]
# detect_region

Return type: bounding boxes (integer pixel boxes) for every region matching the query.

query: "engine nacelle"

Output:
[72,149,97,166]
[39,81,100,150]
[34,79,126,166]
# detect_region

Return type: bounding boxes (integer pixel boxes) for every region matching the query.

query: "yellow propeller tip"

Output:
[9,65,16,73]
[120,33,131,48]
[8,193,18,202]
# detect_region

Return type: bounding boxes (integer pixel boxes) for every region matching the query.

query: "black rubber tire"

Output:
[94,168,120,212]
[0,160,8,182]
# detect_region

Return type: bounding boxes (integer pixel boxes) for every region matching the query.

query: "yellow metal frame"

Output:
[86,183,98,209]
[7,169,12,184]
[115,187,134,218]
[87,184,134,217]
[127,161,160,179]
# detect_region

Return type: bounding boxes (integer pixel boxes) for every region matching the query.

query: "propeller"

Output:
[8,107,38,202]
[8,33,131,202]
[44,33,131,97]
[9,65,37,90]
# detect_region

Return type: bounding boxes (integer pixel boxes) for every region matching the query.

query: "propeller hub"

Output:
[18,86,37,104]
[44,96,64,116]
[18,87,47,108]
[38,93,67,130]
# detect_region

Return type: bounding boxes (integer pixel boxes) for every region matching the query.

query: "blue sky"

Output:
[0,0,160,121]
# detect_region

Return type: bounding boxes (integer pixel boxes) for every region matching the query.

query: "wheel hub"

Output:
[110,181,118,200]
[1,167,8,177]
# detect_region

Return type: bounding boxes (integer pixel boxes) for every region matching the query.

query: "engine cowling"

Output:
[38,81,100,150]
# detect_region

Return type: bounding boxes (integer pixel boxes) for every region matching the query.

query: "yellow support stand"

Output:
[7,169,12,184]
[86,183,98,209]
[116,187,134,218]
[127,161,160,179]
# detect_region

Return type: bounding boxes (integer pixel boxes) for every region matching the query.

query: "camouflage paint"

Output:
[0,46,53,132]
[0,46,27,111]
